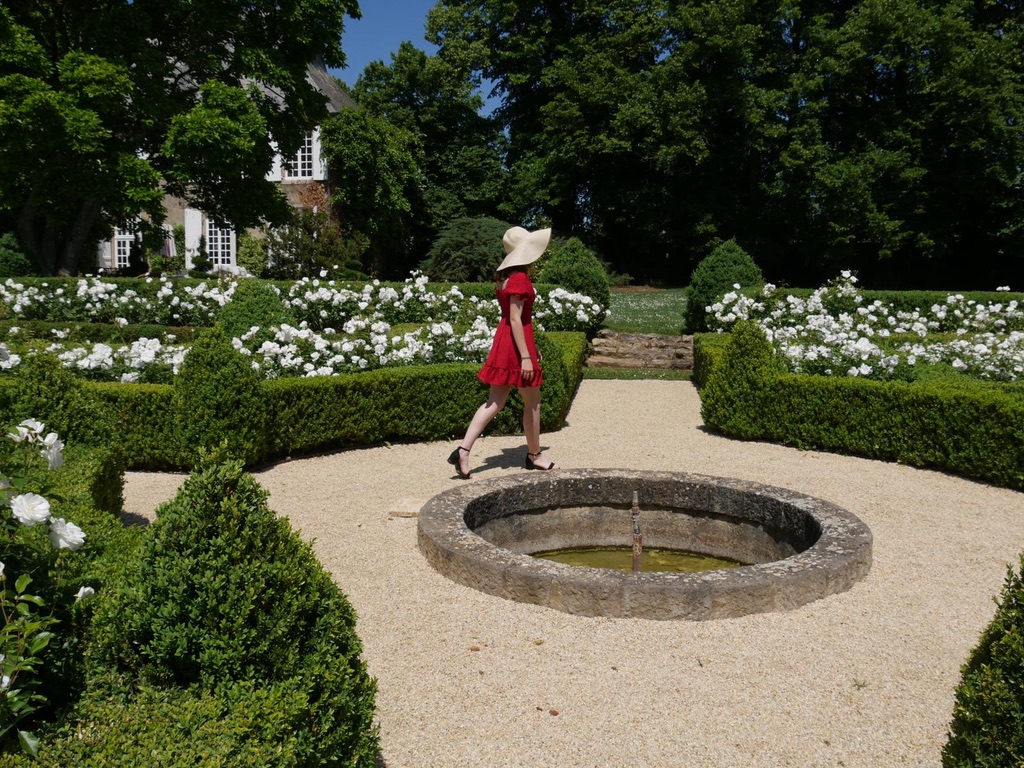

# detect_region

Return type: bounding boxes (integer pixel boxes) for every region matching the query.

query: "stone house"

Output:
[96,63,356,273]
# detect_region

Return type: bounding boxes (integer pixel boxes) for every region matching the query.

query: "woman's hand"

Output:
[521,357,535,381]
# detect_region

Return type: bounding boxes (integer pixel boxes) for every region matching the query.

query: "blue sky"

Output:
[332,0,439,88]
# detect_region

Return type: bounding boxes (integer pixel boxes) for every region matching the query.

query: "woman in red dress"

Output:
[447,226,559,478]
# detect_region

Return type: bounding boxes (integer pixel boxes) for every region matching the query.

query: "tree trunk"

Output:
[57,198,102,275]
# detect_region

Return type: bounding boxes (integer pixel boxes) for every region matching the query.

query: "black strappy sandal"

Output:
[525,451,556,471]
[447,445,472,479]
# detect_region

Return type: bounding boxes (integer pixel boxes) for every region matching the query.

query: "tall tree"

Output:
[428,0,1024,288]
[0,0,359,275]
[352,43,509,269]
[319,107,422,277]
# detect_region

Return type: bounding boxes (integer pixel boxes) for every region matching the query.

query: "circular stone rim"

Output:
[417,469,872,620]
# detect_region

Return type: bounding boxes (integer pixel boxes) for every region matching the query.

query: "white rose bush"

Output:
[706,272,1024,382]
[1,419,90,757]
[0,272,606,383]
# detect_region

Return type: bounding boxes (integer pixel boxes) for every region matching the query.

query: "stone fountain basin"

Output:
[417,469,872,620]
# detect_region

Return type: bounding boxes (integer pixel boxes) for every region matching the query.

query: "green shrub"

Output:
[264,208,368,281]
[683,239,763,333]
[235,231,269,278]
[88,452,379,766]
[20,682,313,768]
[538,237,612,318]
[9,354,115,449]
[0,233,34,278]
[694,327,1024,488]
[189,235,213,276]
[699,321,787,438]
[171,327,268,466]
[214,279,296,342]
[419,216,512,282]
[944,555,1024,767]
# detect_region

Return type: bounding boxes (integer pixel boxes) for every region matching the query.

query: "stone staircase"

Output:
[587,330,693,370]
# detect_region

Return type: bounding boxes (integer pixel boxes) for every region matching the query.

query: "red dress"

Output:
[478,271,543,388]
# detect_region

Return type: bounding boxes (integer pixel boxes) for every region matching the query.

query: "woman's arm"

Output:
[509,296,535,381]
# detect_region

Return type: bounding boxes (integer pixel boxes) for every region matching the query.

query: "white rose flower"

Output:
[49,517,86,550]
[11,492,52,526]
[74,586,95,601]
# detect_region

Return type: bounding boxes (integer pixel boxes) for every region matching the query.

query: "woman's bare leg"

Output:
[520,385,557,468]
[455,385,511,475]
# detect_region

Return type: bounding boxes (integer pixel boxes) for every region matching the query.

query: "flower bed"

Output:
[707,272,1024,382]
[0,274,605,383]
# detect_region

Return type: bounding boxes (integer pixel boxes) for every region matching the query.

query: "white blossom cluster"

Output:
[2,419,85,551]
[283,271,606,332]
[0,272,606,382]
[707,272,1024,381]
[0,276,235,325]
[231,315,497,378]
[45,338,189,383]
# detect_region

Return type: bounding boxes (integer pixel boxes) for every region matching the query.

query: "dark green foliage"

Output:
[263,209,368,281]
[0,233,34,277]
[234,232,269,278]
[694,330,1024,488]
[88,452,379,766]
[171,327,267,466]
[538,237,612,322]
[944,556,1024,767]
[352,43,510,277]
[10,354,115,449]
[683,240,763,333]
[189,235,213,276]
[419,216,513,282]
[86,382,177,470]
[214,279,296,342]
[20,682,313,767]
[699,321,786,438]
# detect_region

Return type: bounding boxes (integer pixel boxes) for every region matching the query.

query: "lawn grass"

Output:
[604,288,687,335]
[582,367,692,381]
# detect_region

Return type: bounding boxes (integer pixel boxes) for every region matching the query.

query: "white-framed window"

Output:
[114,227,135,269]
[285,131,315,178]
[205,220,235,266]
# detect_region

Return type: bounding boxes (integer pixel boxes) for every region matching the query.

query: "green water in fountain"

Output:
[532,546,744,573]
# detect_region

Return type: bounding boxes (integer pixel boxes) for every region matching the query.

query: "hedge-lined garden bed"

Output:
[694,326,1024,490]
[1,441,379,764]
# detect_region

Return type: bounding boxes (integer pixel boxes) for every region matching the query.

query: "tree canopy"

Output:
[327,42,509,277]
[426,0,1024,288]
[0,0,360,274]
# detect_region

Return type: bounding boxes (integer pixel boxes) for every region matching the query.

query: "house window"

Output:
[205,220,235,266]
[285,131,314,178]
[114,227,135,269]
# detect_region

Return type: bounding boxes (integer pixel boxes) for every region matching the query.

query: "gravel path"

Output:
[123,380,1024,768]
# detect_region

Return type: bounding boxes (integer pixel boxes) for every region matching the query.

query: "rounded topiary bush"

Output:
[684,239,763,333]
[87,451,379,766]
[171,326,268,466]
[943,555,1024,767]
[699,320,787,438]
[215,278,296,343]
[419,216,512,282]
[537,237,611,328]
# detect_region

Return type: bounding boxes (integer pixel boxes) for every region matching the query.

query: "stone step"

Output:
[587,331,694,370]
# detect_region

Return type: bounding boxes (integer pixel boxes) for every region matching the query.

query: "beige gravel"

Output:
[123,380,1024,768]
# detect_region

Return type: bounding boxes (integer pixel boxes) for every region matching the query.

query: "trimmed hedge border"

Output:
[693,331,1024,490]
[0,332,587,471]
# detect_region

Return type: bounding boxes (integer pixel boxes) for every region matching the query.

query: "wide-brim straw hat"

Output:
[497,227,552,272]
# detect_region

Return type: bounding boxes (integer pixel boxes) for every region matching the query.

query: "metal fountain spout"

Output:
[631,490,642,572]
